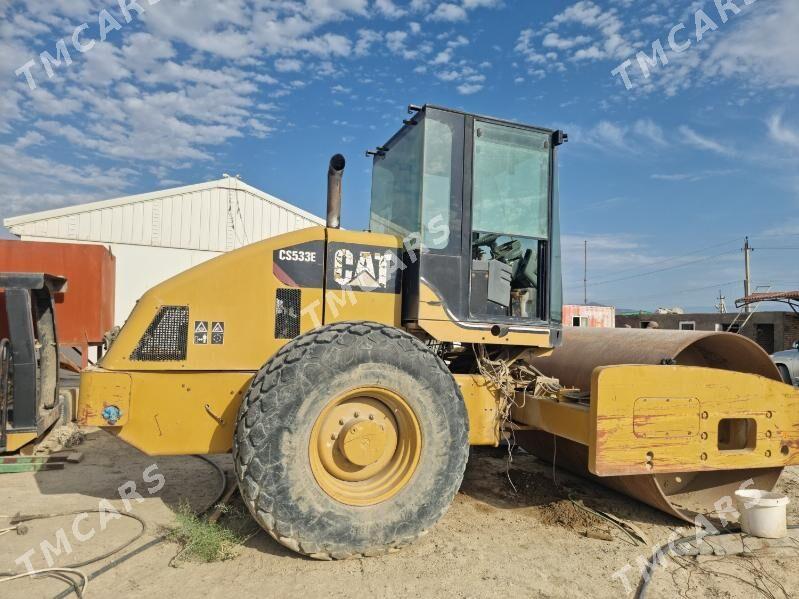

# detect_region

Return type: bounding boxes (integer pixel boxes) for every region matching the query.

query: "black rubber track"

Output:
[232,321,470,560]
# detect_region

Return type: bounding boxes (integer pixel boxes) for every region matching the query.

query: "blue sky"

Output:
[1,0,798,311]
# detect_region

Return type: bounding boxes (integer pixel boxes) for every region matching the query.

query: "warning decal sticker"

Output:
[194,321,208,344]
[211,321,225,345]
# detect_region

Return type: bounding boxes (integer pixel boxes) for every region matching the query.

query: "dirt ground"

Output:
[2,429,799,599]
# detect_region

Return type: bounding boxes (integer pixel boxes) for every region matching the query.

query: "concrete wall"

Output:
[616,311,799,354]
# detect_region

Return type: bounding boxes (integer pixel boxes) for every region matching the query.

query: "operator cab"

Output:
[368,104,565,343]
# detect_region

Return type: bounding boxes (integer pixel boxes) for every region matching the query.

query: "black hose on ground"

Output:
[0,454,228,599]
[0,510,146,576]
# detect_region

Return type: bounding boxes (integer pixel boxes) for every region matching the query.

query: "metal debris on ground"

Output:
[33,423,85,455]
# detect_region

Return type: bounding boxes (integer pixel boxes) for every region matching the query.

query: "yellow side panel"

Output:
[454,373,500,446]
[101,227,326,372]
[81,368,252,455]
[589,365,799,476]
[323,289,402,327]
[417,283,553,347]
[324,229,404,327]
[79,369,132,426]
[510,395,590,446]
[5,432,37,452]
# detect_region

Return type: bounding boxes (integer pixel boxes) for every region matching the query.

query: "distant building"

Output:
[4,177,324,325]
[616,311,799,354]
[563,304,615,328]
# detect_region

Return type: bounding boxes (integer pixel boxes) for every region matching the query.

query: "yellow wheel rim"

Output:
[309,386,422,506]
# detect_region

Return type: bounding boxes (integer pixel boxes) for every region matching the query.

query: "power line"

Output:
[584,249,738,288]
[564,236,741,288]
[750,233,799,240]
[597,279,741,304]
[743,237,752,313]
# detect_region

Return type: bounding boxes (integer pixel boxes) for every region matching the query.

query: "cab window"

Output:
[370,123,422,237]
[472,121,550,239]
[469,121,551,321]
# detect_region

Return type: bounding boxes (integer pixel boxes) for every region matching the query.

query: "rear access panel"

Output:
[589,365,799,477]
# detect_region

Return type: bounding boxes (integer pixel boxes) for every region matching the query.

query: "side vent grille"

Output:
[130,306,189,361]
[275,289,301,339]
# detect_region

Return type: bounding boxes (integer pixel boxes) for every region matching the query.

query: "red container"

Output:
[0,240,115,347]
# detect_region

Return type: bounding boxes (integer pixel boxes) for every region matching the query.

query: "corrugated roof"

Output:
[3,176,324,227]
[736,291,799,307]
[3,176,325,253]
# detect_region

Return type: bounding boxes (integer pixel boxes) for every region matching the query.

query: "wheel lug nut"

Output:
[369,414,375,420]
[354,411,360,418]
[339,418,345,425]
[330,433,337,440]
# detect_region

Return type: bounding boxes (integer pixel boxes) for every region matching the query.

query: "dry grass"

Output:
[167,501,250,564]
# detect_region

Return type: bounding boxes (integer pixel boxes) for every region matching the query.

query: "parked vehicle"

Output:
[772,341,799,386]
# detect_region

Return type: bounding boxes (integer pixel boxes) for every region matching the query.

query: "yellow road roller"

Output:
[79,105,799,559]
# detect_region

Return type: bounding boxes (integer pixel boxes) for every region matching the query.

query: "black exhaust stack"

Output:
[326,153,345,229]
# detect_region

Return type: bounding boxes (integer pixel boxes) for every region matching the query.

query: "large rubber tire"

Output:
[233,321,469,559]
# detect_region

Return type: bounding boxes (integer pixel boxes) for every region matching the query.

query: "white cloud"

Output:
[548,1,632,62]
[13,131,46,150]
[651,169,736,183]
[678,126,735,157]
[247,118,274,138]
[632,118,666,146]
[254,72,279,84]
[516,29,548,65]
[0,0,502,223]
[588,121,626,149]
[541,32,591,50]
[386,30,410,54]
[457,82,483,95]
[562,233,651,289]
[385,29,429,59]
[0,143,138,217]
[429,3,467,22]
[448,34,469,48]
[611,0,797,96]
[275,58,303,72]
[375,0,406,19]
[463,0,501,7]
[707,0,799,87]
[354,29,382,56]
[432,48,453,64]
[768,113,799,150]
[572,118,670,152]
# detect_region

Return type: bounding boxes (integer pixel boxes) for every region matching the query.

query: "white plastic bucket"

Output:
[734,489,790,539]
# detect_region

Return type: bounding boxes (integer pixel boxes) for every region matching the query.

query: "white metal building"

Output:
[4,177,324,325]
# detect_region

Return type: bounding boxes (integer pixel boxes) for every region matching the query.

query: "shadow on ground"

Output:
[459,446,680,533]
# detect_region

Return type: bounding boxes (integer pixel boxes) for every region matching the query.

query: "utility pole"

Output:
[716,290,727,314]
[743,236,752,313]
[583,240,588,305]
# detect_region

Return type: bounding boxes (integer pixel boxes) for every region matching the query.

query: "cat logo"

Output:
[332,248,394,290]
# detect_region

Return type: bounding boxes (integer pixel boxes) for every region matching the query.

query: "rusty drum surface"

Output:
[519,327,785,522]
